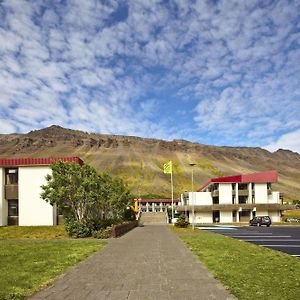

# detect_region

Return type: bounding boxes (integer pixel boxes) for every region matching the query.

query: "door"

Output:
[213,210,220,223]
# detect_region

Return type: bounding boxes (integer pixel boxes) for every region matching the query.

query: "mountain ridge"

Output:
[0,125,299,202]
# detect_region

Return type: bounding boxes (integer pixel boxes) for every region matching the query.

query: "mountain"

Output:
[0,125,299,202]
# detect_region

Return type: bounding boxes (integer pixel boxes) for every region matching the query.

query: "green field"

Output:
[282,209,300,218]
[0,227,105,300]
[0,226,69,240]
[172,227,300,300]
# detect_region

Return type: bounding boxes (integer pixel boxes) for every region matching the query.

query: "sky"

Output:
[0,0,300,153]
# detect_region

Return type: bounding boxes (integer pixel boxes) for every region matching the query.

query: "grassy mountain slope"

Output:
[0,125,299,202]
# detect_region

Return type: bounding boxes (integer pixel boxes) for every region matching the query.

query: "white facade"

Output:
[18,166,56,226]
[190,192,212,205]
[180,172,290,224]
[0,169,7,226]
[0,166,56,226]
[219,184,232,204]
[254,184,268,204]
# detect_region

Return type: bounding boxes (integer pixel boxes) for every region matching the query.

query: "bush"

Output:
[175,214,189,228]
[92,226,112,239]
[64,219,91,238]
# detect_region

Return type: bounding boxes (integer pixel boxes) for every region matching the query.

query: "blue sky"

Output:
[0,0,300,153]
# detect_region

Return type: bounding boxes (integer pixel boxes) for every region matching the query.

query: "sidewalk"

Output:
[28,225,235,300]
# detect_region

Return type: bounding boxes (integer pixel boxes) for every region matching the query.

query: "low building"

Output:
[178,170,295,224]
[0,157,83,226]
[137,199,180,213]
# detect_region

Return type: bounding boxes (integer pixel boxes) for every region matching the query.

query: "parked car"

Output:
[284,217,300,223]
[249,216,271,227]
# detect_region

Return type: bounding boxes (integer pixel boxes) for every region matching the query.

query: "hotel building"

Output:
[0,157,83,226]
[178,170,295,223]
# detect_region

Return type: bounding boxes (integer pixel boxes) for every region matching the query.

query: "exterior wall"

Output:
[220,211,233,223]
[256,210,268,217]
[191,212,212,224]
[19,166,56,226]
[269,211,280,222]
[190,192,212,205]
[0,168,8,226]
[254,183,267,204]
[268,192,280,204]
[219,183,232,204]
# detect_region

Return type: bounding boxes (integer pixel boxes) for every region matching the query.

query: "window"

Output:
[238,183,248,190]
[238,196,247,204]
[213,197,219,204]
[8,200,18,216]
[5,168,18,185]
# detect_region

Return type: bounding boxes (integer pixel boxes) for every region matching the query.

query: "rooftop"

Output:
[0,157,84,167]
[198,170,278,191]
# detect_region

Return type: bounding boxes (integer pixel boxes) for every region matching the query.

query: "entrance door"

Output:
[213,210,220,223]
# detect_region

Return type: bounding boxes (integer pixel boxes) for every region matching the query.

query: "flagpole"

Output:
[171,166,174,222]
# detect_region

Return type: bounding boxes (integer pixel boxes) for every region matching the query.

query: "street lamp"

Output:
[189,163,196,230]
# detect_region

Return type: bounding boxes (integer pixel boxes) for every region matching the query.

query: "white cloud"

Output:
[264,129,300,154]
[0,0,299,152]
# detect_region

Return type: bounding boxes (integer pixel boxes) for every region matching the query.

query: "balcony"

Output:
[5,184,18,200]
[212,190,219,197]
[232,189,249,196]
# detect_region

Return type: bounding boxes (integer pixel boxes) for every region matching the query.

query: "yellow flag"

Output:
[163,161,172,174]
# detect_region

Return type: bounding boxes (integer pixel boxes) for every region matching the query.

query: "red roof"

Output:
[134,199,180,203]
[0,157,84,167]
[198,170,278,191]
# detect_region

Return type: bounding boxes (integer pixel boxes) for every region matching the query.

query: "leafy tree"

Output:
[41,161,132,237]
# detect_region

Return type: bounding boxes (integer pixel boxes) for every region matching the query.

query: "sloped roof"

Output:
[198,170,278,191]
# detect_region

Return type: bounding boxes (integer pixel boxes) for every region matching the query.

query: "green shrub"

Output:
[64,219,91,238]
[92,226,112,239]
[175,214,189,228]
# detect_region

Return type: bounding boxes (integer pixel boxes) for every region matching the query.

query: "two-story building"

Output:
[0,157,83,226]
[178,170,295,224]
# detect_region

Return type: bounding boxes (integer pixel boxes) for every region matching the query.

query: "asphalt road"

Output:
[197,225,300,257]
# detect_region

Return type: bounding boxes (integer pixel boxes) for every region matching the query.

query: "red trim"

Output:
[198,170,278,191]
[134,199,180,203]
[0,157,84,167]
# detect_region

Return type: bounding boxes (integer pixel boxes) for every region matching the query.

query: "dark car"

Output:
[249,216,271,227]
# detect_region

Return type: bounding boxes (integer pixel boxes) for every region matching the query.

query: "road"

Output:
[197,225,300,257]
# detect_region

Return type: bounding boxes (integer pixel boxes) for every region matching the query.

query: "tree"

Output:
[41,161,132,237]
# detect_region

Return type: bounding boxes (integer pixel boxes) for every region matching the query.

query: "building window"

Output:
[238,196,247,204]
[8,200,19,216]
[238,183,248,190]
[5,168,18,185]
[213,197,219,204]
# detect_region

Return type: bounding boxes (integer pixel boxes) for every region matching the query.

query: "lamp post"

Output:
[189,163,196,230]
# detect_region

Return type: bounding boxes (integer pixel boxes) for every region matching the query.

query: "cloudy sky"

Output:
[0,0,300,153]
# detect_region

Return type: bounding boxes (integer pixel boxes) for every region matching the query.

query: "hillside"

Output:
[0,125,300,202]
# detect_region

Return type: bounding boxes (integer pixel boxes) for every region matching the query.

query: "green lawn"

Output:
[282,209,300,218]
[0,226,69,240]
[0,226,106,300]
[172,227,300,300]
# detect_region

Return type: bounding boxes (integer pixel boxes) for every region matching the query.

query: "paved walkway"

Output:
[29,226,235,300]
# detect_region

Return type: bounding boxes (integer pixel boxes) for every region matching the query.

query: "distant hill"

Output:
[0,125,299,202]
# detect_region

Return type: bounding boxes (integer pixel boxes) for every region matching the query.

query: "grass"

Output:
[0,226,106,299]
[282,209,300,218]
[0,226,69,240]
[172,227,300,300]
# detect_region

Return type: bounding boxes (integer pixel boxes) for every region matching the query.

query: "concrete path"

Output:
[28,226,235,300]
